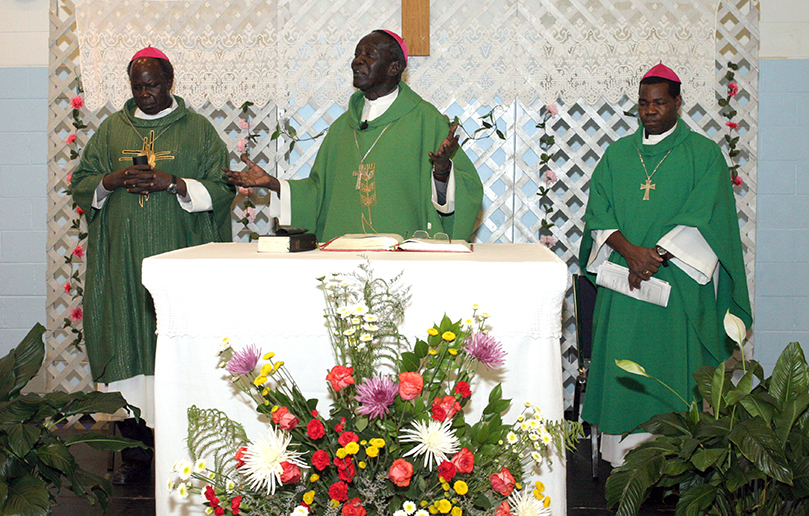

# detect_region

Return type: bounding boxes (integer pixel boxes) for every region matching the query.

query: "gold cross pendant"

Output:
[640,179,655,201]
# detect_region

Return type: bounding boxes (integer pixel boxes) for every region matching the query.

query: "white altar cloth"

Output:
[142,243,569,516]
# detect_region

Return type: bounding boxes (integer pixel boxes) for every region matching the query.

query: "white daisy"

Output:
[360,334,373,342]
[177,461,193,480]
[353,304,369,315]
[339,307,353,318]
[207,471,216,480]
[539,429,553,445]
[205,507,214,515]
[415,510,430,516]
[506,432,519,444]
[531,451,543,464]
[291,506,310,516]
[218,337,232,354]
[364,314,378,322]
[227,480,235,492]
[177,482,189,499]
[519,421,530,431]
[400,418,460,470]
[240,426,309,495]
[362,323,378,332]
[351,317,362,326]
[471,304,480,310]
[463,318,474,327]
[509,488,551,516]
[403,500,417,514]
[194,459,207,471]
[343,327,356,336]
[529,433,539,441]
[167,479,175,492]
[394,511,407,516]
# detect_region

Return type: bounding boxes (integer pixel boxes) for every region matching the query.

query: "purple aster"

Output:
[354,375,398,419]
[226,344,262,375]
[463,332,507,369]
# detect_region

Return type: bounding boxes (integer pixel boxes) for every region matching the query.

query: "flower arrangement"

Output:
[169,265,581,516]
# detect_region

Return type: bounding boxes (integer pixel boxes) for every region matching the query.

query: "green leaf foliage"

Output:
[4,474,49,516]
[64,432,147,451]
[676,483,716,516]
[5,425,41,459]
[606,455,664,516]
[186,405,249,464]
[770,342,809,405]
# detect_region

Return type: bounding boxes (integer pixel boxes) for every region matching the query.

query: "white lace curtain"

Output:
[76,0,719,111]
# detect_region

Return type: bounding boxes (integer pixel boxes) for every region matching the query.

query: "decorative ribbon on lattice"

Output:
[75,0,719,111]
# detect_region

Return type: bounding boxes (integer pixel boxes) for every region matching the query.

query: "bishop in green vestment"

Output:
[72,51,235,387]
[226,30,483,241]
[579,64,752,446]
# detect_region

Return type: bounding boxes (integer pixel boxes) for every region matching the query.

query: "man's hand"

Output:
[606,231,665,290]
[428,124,460,179]
[224,154,279,193]
[104,165,174,194]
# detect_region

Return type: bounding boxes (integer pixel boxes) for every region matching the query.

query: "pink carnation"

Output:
[72,245,84,258]
[63,282,71,294]
[726,121,739,130]
[545,104,559,118]
[70,307,83,321]
[543,170,557,187]
[540,235,557,248]
[732,175,743,187]
[70,96,84,109]
[727,82,739,98]
[237,139,247,153]
[66,172,72,184]
[237,118,250,130]
[75,206,84,215]
[66,134,76,145]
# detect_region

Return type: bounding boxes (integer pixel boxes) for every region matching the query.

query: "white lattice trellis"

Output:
[46,0,758,424]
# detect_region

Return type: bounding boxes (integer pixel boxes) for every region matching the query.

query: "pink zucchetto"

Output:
[377,29,408,66]
[642,62,681,83]
[130,46,170,63]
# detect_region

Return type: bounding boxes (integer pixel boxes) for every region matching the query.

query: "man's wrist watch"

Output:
[166,175,179,195]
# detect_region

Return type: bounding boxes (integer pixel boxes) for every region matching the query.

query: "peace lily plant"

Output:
[608,312,809,516]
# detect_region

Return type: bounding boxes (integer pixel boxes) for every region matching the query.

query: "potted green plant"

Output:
[0,323,145,516]
[606,313,809,516]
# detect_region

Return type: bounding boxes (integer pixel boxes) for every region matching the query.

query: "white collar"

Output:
[642,121,677,145]
[361,86,399,123]
[134,95,179,120]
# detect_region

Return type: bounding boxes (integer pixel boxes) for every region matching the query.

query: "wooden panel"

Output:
[402,0,430,56]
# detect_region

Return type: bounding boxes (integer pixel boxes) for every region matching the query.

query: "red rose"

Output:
[280,461,302,484]
[312,449,330,470]
[431,395,461,421]
[398,372,424,400]
[388,458,414,487]
[327,365,355,392]
[231,496,242,515]
[494,501,513,516]
[307,419,326,439]
[272,406,299,431]
[438,460,456,482]
[454,381,471,398]
[490,466,516,496]
[214,507,225,516]
[732,175,743,187]
[329,481,349,501]
[342,497,367,516]
[338,431,359,447]
[311,409,319,417]
[334,456,356,482]
[726,121,739,130]
[235,446,248,468]
[452,447,475,473]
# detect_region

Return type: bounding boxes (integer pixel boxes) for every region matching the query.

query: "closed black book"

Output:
[258,232,318,253]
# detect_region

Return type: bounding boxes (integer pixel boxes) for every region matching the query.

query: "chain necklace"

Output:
[637,147,673,201]
[353,123,392,164]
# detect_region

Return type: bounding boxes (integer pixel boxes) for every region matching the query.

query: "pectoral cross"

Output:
[119,130,175,168]
[640,179,655,201]
[354,163,375,190]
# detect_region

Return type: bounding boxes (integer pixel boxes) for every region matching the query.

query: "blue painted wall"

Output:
[754,59,809,373]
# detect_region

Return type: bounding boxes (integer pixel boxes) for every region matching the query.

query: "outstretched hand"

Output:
[429,123,460,174]
[224,154,279,192]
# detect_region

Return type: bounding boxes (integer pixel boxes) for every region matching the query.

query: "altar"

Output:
[142,242,570,515]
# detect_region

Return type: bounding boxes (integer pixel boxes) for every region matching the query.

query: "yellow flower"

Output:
[535,481,545,492]
[515,482,522,490]
[330,499,340,508]
[260,363,274,376]
[336,448,348,459]
[453,480,468,495]
[437,499,452,513]
[543,496,551,508]
[451,507,463,516]
[345,442,360,455]
[303,490,315,504]
[421,501,429,507]
[310,474,319,482]
[365,445,379,457]
[273,361,284,372]
[369,438,385,448]
[442,331,456,342]
[448,348,458,355]
[442,482,450,491]
[263,400,269,405]
[262,388,269,396]
[253,375,268,386]
[428,349,438,356]
[263,352,275,360]
[271,405,279,412]
[360,440,367,445]
[429,507,438,515]
[427,328,439,336]
[358,461,366,469]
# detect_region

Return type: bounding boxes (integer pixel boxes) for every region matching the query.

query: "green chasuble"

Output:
[579,119,752,434]
[72,97,235,383]
[288,82,483,242]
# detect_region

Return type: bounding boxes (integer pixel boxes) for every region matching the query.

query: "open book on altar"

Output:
[320,234,472,253]
[596,261,671,307]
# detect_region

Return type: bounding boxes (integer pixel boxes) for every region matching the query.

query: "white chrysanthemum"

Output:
[240,426,308,495]
[177,483,189,499]
[463,318,474,327]
[351,317,362,325]
[481,312,490,319]
[506,432,518,444]
[517,415,525,422]
[519,421,530,431]
[509,488,551,516]
[528,419,539,429]
[362,323,378,332]
[167,480,175,492]
[533,407,543,419]
[353,305,369,315]
[471,304,480,310]
[339,307,353,318]
[539,429,553,445]
[524,401,533,407]
[531,451,543,464]
[415,511,430,516]
[218,337,232,354]
[360,334,373,342]
[343,327,356,336]
[394,511,407,516]
[529,433,539,441]
[364,314,378,322]
[177,461,193,480]
[207,471,216,480]
[400,419,460,470]
[291,506,310,516]
[194,459,207,471]
[403,501,417,514]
